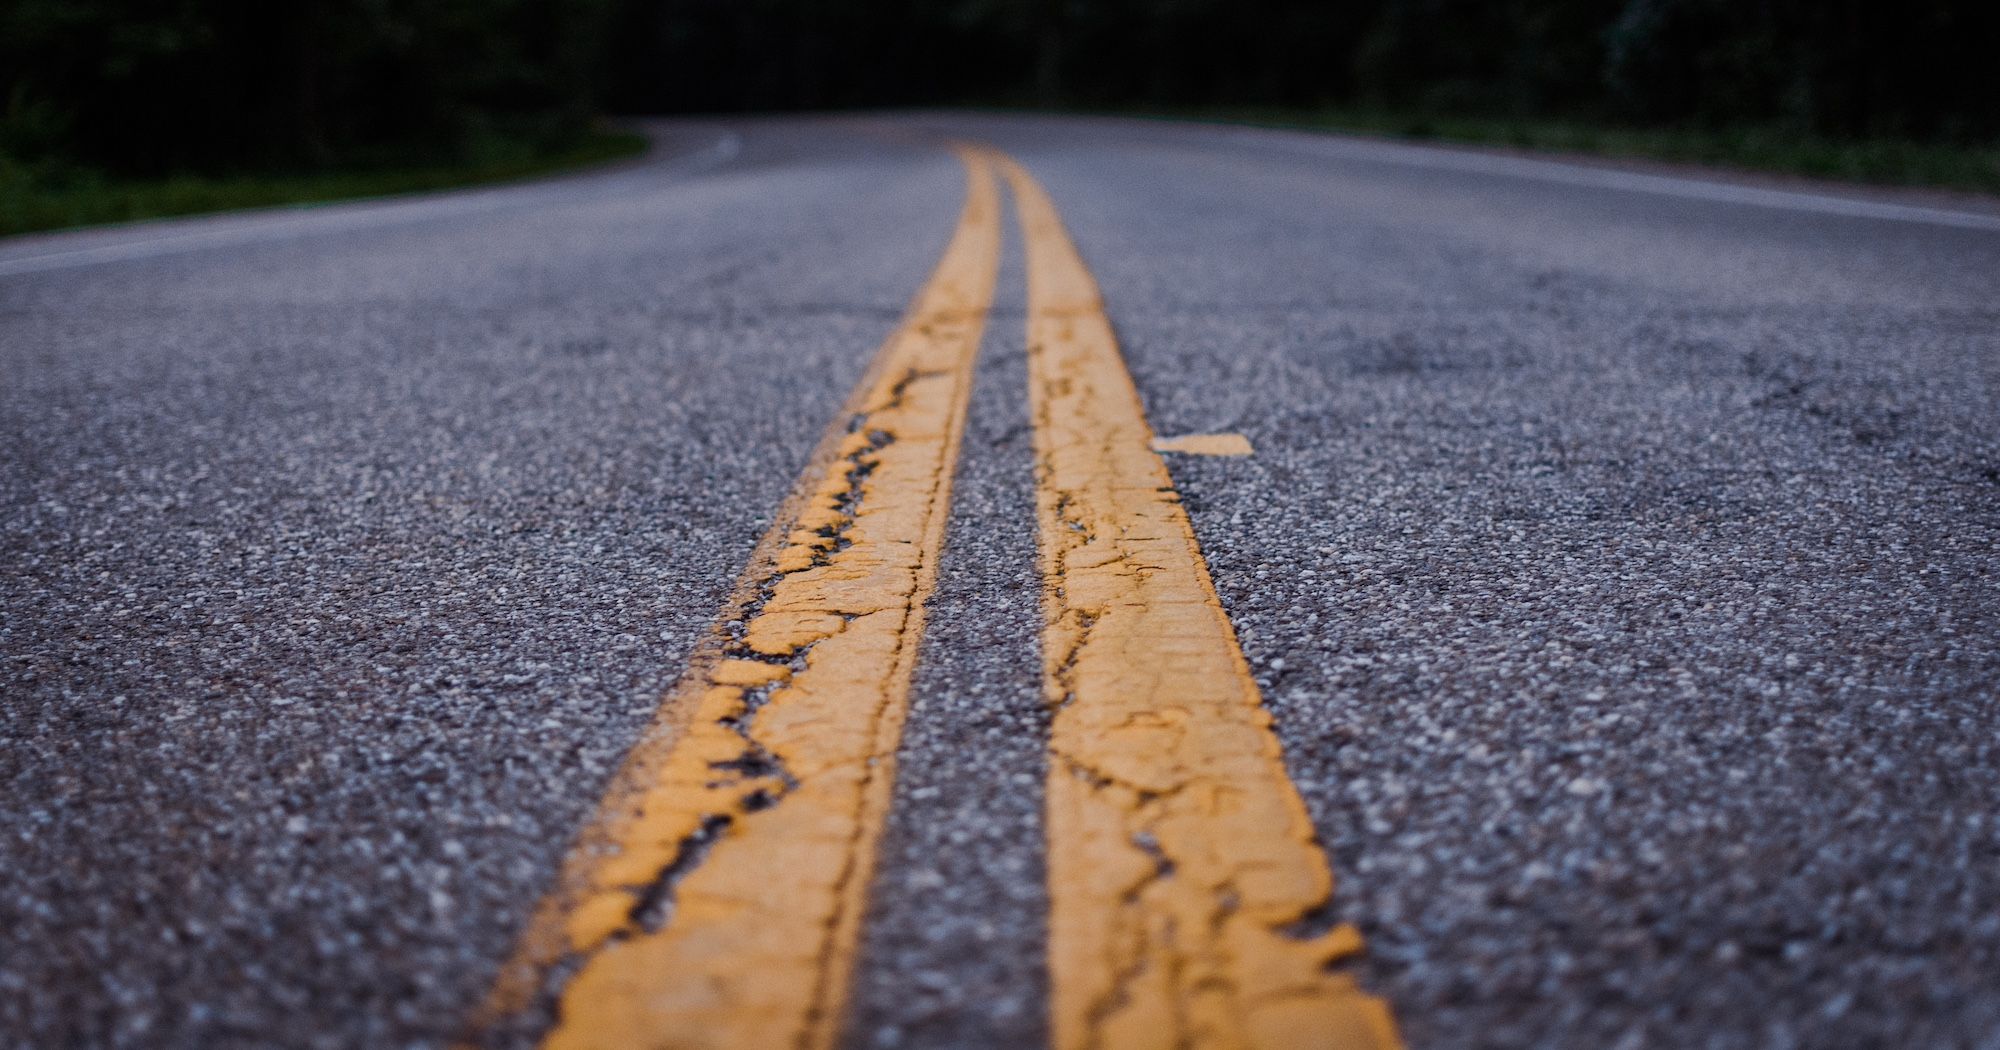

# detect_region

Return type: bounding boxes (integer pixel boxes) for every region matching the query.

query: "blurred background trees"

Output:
[3,0,1996,177]
[1,0,617,174]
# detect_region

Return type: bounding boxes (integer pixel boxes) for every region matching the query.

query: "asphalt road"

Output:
[4,115,1997,1049]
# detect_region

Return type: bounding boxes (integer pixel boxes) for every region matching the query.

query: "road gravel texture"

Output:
[1,125,960,1048]
[5,115,1999,1049]
[978,118,2000,1049]
[847,213,1051,1050]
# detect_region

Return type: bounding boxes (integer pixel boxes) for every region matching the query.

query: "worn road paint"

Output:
[467,147,1001,1050]
[1000,155,1401,1050]
[1152,433,1256,457]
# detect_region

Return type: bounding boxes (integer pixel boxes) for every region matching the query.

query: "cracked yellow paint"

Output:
[468,147,1001,1050]
[1001,156,1402,1050]
[1152,432,1256,457]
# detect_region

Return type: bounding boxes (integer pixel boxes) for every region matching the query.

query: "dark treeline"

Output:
[2,0,619,175]
[634,0,1997,141]
[4,0,1996,176]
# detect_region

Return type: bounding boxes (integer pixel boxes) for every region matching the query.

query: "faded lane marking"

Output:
[1152,433,1256,457]
[468,146,1001,1050]
[1000,155,1401,1050]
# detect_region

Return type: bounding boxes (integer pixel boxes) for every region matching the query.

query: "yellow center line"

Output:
[999,155,1402,1050]
[467,146,1001,1050]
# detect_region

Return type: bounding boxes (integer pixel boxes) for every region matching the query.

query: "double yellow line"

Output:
[467,145,1398,1050]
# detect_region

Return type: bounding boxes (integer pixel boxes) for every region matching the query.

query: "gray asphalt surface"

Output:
[5,115,1998,1049]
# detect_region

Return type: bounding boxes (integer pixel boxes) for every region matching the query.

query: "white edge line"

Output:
[0,130,744,278]
[1226,126,2000,233]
